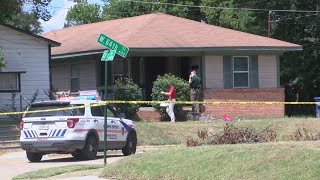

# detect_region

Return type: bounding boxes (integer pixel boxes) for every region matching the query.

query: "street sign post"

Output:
[97,33,129,58]
[97,33,129,166]
[103,61,108,166]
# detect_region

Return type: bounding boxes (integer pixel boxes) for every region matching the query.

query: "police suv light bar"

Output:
[56,90,101,100]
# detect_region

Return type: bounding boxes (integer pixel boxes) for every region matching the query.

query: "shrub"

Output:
[186,124,277,147]
[151,74,191,118]
[0,48,7,69]
[113,77,141,119]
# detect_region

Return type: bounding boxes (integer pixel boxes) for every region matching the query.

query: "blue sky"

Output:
[40,0,104,33]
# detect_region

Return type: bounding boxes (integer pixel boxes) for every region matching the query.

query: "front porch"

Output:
[95,56,203,100]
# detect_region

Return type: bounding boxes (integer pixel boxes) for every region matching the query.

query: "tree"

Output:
[65,0,103,27]
[0,0,52,23]
[0,48,7,70]
[201,0,257,33]
[102,0,202,21]
[0,0,52,34]
[7,12,43,34]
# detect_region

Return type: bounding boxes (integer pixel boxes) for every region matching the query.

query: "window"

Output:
[0,73,19,91]
[91,106,103,116]
[106,108,116,117]
[91,105,117,117]
[25,104,85,117]
[233,56,249,88]
[70,64,79,92]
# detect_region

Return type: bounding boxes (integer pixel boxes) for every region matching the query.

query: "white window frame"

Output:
[233,56,249,88]
[69,63,80,92]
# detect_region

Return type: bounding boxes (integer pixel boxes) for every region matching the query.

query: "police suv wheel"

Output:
[26,152,43,162]
[122,132,137,156]
[80,135,98,160]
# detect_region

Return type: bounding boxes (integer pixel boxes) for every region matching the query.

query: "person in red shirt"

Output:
[161,83,176,122]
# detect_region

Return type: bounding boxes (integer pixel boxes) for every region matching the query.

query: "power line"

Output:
[118,0,320,13]
[272,13,320,22]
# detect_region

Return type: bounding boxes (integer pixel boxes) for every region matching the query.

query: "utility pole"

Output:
[268,11,272,37]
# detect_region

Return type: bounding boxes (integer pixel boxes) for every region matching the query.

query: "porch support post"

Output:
[201,55,206,89]
[128,58,131,79]
[139,57,145,100]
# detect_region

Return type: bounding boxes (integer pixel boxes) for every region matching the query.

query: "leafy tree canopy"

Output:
[7,12,43,34]
[0,0,52,34]
[0,0,52,23]
[65,0,103,27]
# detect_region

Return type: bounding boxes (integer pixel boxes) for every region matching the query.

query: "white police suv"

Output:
[19,91,137,162]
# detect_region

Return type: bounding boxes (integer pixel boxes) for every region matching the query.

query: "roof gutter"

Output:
[51,46,302,59]
[52,50,104,59]
[129,46,303,52]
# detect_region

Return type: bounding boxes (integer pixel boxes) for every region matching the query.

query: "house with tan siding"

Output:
[0,24,60,112]
[43,13,302,118]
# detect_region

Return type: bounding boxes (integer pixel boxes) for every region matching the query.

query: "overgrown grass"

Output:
[135,118,320,145]
[100,141,320,180]
[12,165,103,180]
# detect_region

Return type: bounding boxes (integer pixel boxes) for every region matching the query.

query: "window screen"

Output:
[70,64,79,92]
[0,73,18,90]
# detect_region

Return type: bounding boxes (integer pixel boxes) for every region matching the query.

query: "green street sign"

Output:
[101,50,116,61]
[97,33,129,58]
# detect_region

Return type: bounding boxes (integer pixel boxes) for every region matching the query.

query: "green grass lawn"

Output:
[136,117,320,145]
[100,141,320,180]
[12,118,320,180]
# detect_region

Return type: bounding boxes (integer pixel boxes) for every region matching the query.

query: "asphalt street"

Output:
[0,150,130,180]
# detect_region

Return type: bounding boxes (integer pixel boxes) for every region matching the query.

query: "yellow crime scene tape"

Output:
[0,100,319,116]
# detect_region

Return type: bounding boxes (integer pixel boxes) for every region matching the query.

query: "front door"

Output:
[144,57,167,100]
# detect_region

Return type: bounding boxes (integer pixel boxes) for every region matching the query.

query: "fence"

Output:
[0,125,20,150]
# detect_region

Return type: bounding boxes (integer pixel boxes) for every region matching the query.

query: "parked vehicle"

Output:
[19,91,137,162]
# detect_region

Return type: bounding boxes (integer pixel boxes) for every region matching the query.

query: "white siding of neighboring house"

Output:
[258,55,277,88]
[51,59,96,91]
[0,25,50,109]
[204,56,224,89]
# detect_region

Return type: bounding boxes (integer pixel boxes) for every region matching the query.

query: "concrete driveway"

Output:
[0,150,132,180]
